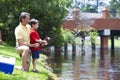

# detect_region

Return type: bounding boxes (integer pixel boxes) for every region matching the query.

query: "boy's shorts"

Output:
[31,50,40,59]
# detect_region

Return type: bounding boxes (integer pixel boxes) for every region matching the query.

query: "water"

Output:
[47,46,120,80]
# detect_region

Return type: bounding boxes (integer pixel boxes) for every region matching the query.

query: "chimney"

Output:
[72,8,80,20]
[101,7,109,19]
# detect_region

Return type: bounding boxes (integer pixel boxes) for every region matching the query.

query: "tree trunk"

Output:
[91,41,96,50]
[72,41,76,55]
[54,45,62,56]
[64,42,68,53]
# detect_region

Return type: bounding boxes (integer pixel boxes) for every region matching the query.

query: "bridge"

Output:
[63,7,120,50]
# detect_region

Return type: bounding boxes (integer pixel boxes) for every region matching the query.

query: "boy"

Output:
[29,19,47,72]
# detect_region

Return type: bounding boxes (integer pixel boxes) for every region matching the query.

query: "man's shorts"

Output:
[31,50,40,59]
[16,45,30,56]
[15,45,31,63]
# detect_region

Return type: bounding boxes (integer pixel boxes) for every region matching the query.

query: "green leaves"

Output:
[0,0,72,46]
[109,0,120,17]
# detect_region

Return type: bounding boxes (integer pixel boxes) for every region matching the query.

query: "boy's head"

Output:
[29,19,39,29]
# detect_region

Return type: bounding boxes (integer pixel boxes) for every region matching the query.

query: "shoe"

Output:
[32,69,39,73]
[21,68,28,72]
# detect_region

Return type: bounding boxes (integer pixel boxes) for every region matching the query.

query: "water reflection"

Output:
[99,48,110,80]
[47,47,120,80]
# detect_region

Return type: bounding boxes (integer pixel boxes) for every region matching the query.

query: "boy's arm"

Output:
[35,39,48,45]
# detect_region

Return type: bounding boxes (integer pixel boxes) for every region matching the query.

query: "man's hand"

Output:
[18,39,25,46]
[26,43,39,48]
[33,43,40,48]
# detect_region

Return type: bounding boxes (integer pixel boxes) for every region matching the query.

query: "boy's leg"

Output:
[31,50,40,72]
[32,58,38,71]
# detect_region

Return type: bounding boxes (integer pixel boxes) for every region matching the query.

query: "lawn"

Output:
[75,37,120,47]
[0,44,57,80]
[95,38,120,47]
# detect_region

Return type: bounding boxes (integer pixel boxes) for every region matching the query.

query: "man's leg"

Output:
[16,46,31,71]
[26,52,31,70]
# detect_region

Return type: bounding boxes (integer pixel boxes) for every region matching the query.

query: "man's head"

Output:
[19,12,30,25]
[29,19,39,29]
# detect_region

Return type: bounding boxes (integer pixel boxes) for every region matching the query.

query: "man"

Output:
[14,12,39,71]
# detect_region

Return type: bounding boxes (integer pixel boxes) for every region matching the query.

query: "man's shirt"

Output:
[15,23,31,46]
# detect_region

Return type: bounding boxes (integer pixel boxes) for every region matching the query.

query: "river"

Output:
[47,46,120,80]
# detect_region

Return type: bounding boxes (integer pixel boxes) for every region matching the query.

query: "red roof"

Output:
[92,19,120,30]
[62,19,81,31]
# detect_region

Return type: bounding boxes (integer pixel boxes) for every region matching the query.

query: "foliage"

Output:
[81,4,97,13]
[49,27,64,46]
[109,0,120,17]
[89,30,98,43]
[0,0,72,46]
[61,28,73,43]
[72,0,110,13]
[74,23,98,44]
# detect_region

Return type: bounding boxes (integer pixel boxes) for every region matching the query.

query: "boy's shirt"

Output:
[30,29,41,51]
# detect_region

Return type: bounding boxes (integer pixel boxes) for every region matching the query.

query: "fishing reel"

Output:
[44,36,50,42]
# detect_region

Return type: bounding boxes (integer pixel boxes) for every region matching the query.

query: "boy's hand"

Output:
[41,40,48,46]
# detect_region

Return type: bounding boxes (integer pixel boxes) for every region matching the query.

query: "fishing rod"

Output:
[44,30,73,41]
[45,31,84,43]
[43,29,85,43]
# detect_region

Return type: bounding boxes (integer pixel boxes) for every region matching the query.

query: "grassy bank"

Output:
[0,44,57,80]
[75,37,120,47]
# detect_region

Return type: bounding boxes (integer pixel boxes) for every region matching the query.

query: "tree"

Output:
[72,0,109,13]
[0,0,72,48]
[109,0,120,17]
[81,4,97,13]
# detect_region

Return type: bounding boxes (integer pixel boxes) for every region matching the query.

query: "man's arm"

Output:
[18,38,39,48]
[17,38,24,46]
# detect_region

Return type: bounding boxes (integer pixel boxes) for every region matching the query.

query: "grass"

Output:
[0,44,57,80]
[95,38,120,47]
[74,37,120,47]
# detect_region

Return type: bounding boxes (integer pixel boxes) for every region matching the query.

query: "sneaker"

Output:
[21,68,28,72]
[32,69,39,73]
